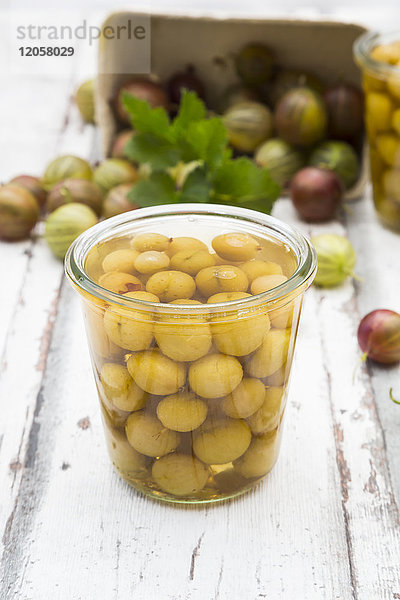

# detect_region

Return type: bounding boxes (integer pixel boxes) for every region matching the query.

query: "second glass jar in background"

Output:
[354,30,400,231]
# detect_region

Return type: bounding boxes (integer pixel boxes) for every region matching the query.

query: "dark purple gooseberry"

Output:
[323,84,364,141]
[167,65,206,105]
[357,309,400,365]
[10,175,47,209]
[114,78,169,125]
[290,167,343,223]
[111,130,135,159]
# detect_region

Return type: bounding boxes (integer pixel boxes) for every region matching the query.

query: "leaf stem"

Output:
[390,388,400,405]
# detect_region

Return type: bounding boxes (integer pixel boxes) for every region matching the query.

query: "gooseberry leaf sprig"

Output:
[122,89,280,213]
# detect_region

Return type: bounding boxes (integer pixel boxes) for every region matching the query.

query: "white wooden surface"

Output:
[1,6,400,600]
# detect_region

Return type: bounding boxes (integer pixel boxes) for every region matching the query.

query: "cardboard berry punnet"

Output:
[96,12,368,199]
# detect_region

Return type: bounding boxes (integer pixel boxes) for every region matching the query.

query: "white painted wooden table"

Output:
[1,8,400,600]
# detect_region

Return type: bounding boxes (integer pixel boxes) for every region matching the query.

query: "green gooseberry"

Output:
[311,233,357,287]
[44,202,97,259]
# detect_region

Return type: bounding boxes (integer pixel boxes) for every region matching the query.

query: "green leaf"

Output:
[185,118,228,168]
[211,157,280,213]
[122,90,227,170]
[170,90,207,137]
[122,93,170,137]
[128,172,178,208]
[125,133,181,170]
[179,166,212,204]
[222,147,233,161]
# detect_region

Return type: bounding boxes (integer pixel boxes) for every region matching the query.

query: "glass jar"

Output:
[354,30,400,231]
[65,204,316,504]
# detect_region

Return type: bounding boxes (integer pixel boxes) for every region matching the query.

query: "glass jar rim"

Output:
[354,30,400,78]
[65,203,317,315]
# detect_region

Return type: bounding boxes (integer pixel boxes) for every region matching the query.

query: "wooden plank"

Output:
[0,239,63,548]
[0,39,100,592]
[0,76,69,359]
[0,283,354,600]
[346,195,400,500]
[2,194,400,600]
[276,197,400,599]
[0,205,353,598]
[0,241,32,361]
[0,39,99,359]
